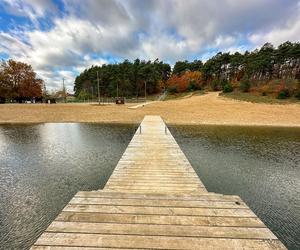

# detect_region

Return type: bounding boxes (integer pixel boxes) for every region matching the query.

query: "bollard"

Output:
[165,126,167,134]
[139,125,142,134]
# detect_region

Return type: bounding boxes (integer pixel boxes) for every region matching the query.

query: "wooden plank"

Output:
[106,179,202,184]
[109,174,199,178]
[105,186,206,191]
[109,174,198,178]
[105,183,204,188]
[69,197,247,208]
[109,173,198,177]
[107,177,201,182]
[34,233,286,249]
[104,189,207,194]
[105,183,204,187]
[75,191,242,201]
[104,186,205,191]
[47,221,276,239]
[31,247,135,250]
[105,189,206,194]
[56,211,266,227]
[63,204,256,217]
[110,169,197,173]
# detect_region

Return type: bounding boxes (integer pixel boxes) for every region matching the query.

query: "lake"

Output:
[0,123,299,249]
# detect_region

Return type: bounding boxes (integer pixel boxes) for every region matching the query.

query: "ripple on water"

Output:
[169,125,300,249]
[0,123,299,249]
[0,123,136,249]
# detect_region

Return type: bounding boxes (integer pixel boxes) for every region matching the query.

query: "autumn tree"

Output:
[0,60,10,98]
[166,71,203,92]
[0,59,43,101]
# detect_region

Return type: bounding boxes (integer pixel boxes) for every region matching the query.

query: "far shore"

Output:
[0,92,300,127]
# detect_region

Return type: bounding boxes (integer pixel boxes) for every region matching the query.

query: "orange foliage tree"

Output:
[166,71,203,92]
[0,59,43,99]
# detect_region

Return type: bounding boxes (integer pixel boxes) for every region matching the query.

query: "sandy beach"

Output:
[0,92,299,126]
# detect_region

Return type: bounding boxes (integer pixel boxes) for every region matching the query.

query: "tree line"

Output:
[74,59,171,100]
[74,41,300,100]
[0,60,43,103]
[200,41,300,94]
[1,41,299,103]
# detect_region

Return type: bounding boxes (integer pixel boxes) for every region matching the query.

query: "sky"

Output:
[0,0,300,92]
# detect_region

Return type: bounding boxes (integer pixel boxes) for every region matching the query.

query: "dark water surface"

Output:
[0,123,136,249]
[0,123,299,249]
[169,125,300,250]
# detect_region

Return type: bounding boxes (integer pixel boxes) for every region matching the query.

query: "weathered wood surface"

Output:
[31,116,286,249]
[104,116,206,194]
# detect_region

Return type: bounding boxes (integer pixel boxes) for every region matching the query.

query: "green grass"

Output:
[221,92,300,104]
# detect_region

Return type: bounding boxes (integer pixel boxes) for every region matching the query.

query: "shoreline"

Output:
[1,120,300,128]
[0,92,299,127]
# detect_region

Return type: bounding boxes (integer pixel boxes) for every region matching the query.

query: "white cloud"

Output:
[0,0,299,91]
[0,15,130,91]
[214,35,236,48]
[77,56,108,73]
[0,31,30,57]
[248,11,300,47]
[2,0,57,24]
[138,34,188,62]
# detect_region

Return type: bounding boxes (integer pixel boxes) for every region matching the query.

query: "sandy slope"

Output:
[0,92,299,126]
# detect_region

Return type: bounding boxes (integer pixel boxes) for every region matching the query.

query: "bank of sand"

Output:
[0,92,299,127]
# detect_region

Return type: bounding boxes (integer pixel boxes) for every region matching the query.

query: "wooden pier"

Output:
[31,115,286,249]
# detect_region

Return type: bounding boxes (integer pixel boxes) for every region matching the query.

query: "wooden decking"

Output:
[31,116,286,249]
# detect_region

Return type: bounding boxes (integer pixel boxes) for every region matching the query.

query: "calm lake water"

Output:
[0,123,299,249]
[169,125,300,250]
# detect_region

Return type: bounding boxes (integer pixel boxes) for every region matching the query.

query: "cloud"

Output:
[0,0,299,91]
[136,32,189,62]
[248,6,300,47]
[1,0,57,24]
[0,31,30,57]
[0,15,129,91]
[63,0,130,25]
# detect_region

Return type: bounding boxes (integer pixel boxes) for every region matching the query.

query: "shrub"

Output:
[277,88,290,99]
[260,84,270,96]
[187,81,197,91]
[223,83,233,93]
[77,90,90,100]
[239,78,251,92]
[295,89,300,100]
[220,79,229,89]
[168,86,178,94]
[295,81,300,100]
[276,82,291,99]
[211,79,219,91]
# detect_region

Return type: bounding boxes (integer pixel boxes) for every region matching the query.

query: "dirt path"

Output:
[0,92,299,126]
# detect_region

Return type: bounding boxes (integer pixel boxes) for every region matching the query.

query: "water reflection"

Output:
[0,123,299,249]
[169,125,300,250]
[0,123,136,249]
